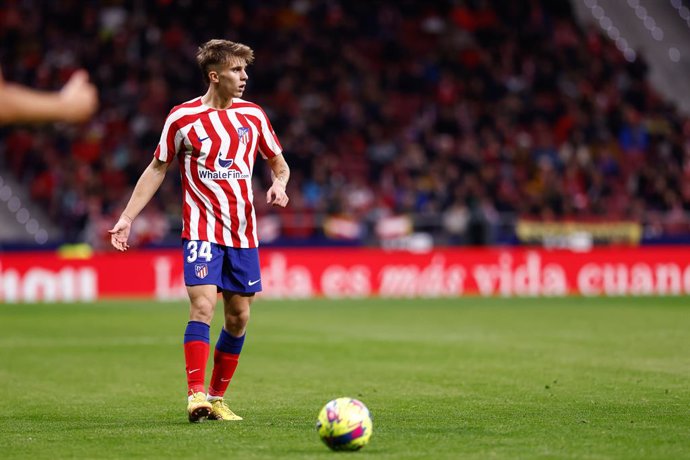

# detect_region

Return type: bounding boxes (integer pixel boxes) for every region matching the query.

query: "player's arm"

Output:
[266,154,290,207]
[109,158,170,251]
[0,69,98,124]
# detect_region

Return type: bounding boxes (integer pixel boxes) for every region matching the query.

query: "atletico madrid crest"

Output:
[195,263,208,279]
[237,127,249,144]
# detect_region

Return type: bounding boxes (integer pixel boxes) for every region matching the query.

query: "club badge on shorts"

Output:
[195,263,208,279]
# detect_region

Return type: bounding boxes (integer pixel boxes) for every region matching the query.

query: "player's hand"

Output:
[59,70,98,122]
[266,180,289,207]
[108,216,132,251]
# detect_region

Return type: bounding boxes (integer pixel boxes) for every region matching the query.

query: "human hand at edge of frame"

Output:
[108,215,132,251]
[59,70,99,122]
[266,180,289,207]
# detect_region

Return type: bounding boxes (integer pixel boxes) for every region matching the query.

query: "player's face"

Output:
[215,58,248,98]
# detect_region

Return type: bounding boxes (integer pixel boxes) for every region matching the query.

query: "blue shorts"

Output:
[182,239,262,293]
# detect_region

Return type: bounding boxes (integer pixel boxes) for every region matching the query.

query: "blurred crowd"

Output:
[1,0,689,248]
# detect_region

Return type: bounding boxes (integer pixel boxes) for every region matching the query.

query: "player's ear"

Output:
[208,70,219,83]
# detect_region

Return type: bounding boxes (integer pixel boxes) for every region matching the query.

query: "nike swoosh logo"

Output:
[248,279,261,286]
[188,369,201,374]
[220,378,231,382]
[198,136,209,142]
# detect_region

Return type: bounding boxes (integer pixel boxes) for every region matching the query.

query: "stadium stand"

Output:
[0,0,689,248]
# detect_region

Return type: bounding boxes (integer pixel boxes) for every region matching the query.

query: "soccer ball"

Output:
[316,397,373,451]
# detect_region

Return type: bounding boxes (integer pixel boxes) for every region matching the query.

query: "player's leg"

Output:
[184,284,218,422]
[208,247,261,420]
[208,292,253,395]
[181,239,225,422]
[207,292,253,421]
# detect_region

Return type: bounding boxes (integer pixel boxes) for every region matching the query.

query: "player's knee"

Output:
[224,309,250,335]
[190,298,215,323]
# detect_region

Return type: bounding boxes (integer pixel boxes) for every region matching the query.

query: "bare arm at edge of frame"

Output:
[0,69,98,124]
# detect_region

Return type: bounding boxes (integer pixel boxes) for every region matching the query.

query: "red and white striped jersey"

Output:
[154,97,282,248]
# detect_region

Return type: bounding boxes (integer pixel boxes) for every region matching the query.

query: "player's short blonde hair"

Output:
[196,39,255,85]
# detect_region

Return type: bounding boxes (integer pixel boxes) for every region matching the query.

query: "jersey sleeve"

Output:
[154,110,183,163]
[257,109,283,160]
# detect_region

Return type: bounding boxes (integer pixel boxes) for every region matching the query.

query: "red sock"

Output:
[184,341,209,395]
[208,329,245,397]
[183,321,210,396]
[208,350,240,397]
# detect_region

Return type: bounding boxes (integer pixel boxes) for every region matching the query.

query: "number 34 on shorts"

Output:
[182,239,263,293]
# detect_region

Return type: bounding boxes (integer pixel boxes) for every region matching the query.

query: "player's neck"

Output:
[201,90,233,110]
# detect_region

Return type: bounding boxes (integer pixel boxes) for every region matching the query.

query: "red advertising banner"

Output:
[2,247,690,302]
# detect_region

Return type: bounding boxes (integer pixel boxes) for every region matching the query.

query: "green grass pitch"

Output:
[0,296,688,459]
